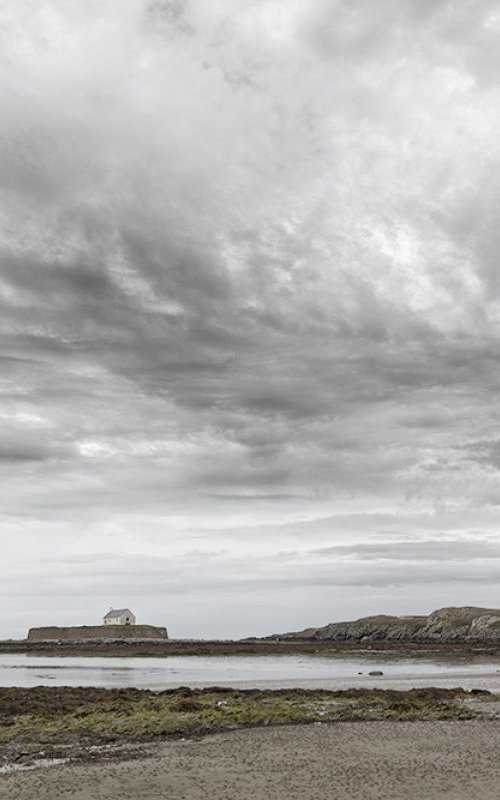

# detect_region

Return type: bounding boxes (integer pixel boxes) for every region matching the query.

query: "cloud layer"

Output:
[2,0,500,637]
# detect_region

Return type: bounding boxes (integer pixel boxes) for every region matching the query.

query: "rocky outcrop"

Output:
[276,607,500,643]
[27,625,168,642]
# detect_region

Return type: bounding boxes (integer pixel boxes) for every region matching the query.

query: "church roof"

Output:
[103,608,133,619]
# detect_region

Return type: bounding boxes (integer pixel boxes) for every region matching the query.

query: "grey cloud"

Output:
[0,444,49,462]
[460,440,500,469]
[311,539,500,562]
[301,0,441,59]
[144,0,193,38]
[2,0,500,636]
[4,544,500,606]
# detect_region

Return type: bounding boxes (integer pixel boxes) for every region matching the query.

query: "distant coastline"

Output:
[2,607,500,657]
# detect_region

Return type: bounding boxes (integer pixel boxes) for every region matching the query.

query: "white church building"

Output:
[102,608,136,626]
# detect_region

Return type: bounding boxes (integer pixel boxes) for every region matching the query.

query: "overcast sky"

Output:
[2,1,500,640]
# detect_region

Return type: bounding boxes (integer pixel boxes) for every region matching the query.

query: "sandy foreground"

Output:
[2,720,500,800]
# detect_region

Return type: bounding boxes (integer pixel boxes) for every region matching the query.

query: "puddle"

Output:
[0,758,68,775]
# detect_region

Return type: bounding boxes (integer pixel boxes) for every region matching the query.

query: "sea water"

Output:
[1,652,500,690]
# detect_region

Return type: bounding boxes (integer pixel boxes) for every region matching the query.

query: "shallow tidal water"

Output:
[1,652,500,690]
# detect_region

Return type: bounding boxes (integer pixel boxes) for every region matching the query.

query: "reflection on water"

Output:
[1,652,500,691]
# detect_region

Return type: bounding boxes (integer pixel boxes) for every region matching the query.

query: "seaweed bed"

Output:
[1,686,497,770]
[2,639,500,658]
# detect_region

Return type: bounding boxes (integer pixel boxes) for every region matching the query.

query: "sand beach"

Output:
[2,720,500,800]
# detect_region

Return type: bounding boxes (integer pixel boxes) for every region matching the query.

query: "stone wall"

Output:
[27,625,169,642]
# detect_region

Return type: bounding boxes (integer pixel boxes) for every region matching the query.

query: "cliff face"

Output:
[277,607,500,643]
[27,625,169,642]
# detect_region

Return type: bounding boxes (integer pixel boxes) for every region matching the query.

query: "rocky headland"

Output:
[275,606,500,643]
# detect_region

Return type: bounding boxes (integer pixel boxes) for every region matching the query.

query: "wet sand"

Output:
[3,720,500,800]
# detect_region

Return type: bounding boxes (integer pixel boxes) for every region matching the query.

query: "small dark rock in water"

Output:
[358,672,363,675]
[368,670,384,676]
